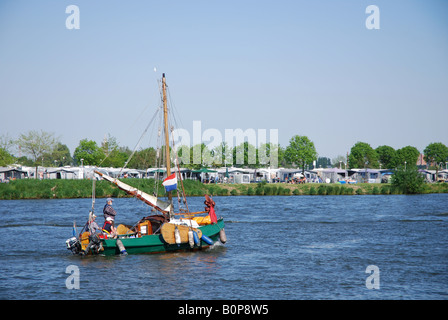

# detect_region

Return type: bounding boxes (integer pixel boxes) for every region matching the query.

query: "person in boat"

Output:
[88,213,100,234]
[204,195,218,224]
[103,198,117,223]
[102,217,117,238]
[82,213,102,255]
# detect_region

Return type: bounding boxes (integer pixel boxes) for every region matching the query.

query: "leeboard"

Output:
[161,223,202,244]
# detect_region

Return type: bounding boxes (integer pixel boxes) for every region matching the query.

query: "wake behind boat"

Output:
[65,74,226,256]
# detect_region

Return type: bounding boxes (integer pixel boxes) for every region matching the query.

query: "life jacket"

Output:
[102,221,113,234]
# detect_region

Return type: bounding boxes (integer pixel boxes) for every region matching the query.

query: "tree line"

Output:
[1,131,447,175]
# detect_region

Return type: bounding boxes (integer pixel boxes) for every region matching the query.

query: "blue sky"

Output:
[1,0,447,160]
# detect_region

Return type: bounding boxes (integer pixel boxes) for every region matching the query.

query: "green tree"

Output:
[101,148,130,168]
[42,143,73,166]
[127,147,157,169]
[376,145,397,169]
[423,142,448,181]
[185,143,208,170]
[258,142,282,169]
[284,135,318,173]
[73,139,104,166]
[391,165,425,194]
[177,144,193,169]
[201,143,216,167]
[100,134,127,167]
[16,130,59,178]
[211,142,233,167]
[99,135,131,168]
[348,142,379,169]
[0,147,15,166]
[318,156,333,168]
[16,156,34,166]
[0,133,14,154]
[100,134,122,168]
[233,141,258,168]
[395,146,420,168]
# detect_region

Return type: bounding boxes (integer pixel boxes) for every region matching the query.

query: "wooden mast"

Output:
[162,73,173,208]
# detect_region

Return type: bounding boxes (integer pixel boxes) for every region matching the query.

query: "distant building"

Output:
[0,167,28,181]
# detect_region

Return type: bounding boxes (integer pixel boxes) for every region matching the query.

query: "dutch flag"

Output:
[162,173,177,192]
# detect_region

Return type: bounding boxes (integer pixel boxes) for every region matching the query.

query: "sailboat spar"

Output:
[66,74,226,256]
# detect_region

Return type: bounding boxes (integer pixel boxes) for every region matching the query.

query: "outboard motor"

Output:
[66,237,81,255]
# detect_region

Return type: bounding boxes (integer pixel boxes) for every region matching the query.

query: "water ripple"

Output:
[0,194,447,299]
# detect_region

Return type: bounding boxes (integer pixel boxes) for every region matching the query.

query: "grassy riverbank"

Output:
[0,178,447,200]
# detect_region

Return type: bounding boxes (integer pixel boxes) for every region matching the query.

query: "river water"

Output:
[0,194,447,300]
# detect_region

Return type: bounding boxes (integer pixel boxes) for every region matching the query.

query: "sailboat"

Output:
[66,74,226,256]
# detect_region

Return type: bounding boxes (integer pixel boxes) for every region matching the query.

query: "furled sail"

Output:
[94,170,171,213]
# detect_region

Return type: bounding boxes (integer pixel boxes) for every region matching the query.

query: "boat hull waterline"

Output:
[101,218,224,256]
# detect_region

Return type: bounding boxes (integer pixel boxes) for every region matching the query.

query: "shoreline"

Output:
[0,178,447,200]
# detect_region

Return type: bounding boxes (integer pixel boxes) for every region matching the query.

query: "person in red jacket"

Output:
[204,195,217,224]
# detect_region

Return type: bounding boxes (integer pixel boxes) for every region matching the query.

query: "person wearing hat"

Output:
[82,212,102,255]
[102,217,117,238]
[88,212,100,234]
[103,197,117,222]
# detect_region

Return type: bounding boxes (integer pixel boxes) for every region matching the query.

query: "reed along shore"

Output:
[0,178,447,200]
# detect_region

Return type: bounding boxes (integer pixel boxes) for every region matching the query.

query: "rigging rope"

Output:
[119,107,160,175]
[170,126,189,213]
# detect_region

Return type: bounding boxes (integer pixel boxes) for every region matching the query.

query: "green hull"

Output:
[100,218,224,256]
